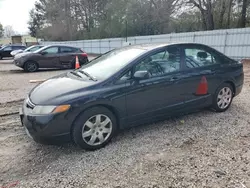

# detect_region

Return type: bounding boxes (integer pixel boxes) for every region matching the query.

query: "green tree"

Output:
[0,23,3,38]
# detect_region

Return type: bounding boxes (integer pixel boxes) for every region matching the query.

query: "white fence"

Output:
[41,27,250,60]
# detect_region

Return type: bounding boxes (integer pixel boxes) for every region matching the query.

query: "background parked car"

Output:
[0,44,26,59]
[11,45,44,57]
[14,45,89,72]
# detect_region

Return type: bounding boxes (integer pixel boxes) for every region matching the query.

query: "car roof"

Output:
[45,44,79,49]
[4,44,26,47]
[108,42,213,53]
[126,42,212,50]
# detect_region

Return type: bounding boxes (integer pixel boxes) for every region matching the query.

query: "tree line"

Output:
[28,0,250,41]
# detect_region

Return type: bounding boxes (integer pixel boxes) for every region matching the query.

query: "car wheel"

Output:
[24,61,39,72]
[212,83,234,112]
[72,106,118,150]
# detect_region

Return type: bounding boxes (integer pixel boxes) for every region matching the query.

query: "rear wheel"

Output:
[24,61,39,72]
[72,107,118,150]
[212,83,233,112]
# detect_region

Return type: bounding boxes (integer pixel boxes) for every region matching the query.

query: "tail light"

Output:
[81,52,88,57]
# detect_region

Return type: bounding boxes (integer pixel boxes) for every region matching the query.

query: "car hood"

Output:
[29,72,99,105]
[14,52,34,59]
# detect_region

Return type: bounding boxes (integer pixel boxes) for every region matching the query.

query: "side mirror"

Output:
[40,51,47,55]
[134,70,150,80]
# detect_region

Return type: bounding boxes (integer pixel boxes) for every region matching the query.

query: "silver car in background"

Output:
[11,45,44,57]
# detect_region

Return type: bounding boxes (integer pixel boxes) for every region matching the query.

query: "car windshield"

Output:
[0,45,6,50]
[77,47,146,80]
[24,46,43,52]
[33,46,49,53]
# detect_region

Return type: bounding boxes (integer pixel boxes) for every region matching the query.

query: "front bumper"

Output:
[19,102,72,144]
[13,59,23,68]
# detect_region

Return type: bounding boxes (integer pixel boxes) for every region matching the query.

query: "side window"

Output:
[134,46,181,78]
[3,46,12,51]
[184,47,219,68]
[60,47,77,53]
[120,70,132,81]
[42,47,59,54]
[13,46,24,50]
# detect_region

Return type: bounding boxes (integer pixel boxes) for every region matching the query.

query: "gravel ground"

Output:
[0,57,95,104]
[0,59,250,188]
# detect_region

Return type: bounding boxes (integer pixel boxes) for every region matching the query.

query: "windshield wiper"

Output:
[77,70,97,81]
[70,71,82,78]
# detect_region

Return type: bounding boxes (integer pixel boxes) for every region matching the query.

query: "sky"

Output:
[0,0,36,34]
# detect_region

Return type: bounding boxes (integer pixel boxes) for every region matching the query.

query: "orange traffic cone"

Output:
[75,56,80,69]
[195,76,208,95]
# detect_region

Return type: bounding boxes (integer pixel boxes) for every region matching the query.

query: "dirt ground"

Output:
[0,58,250,188]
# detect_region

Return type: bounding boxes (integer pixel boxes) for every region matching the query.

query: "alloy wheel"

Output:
[27,62,37,72]
[82,114,112,146]
[217,87,232,109]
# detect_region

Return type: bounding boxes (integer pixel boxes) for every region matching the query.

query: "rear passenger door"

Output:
[59,47,78,68]
[181,44,223,109]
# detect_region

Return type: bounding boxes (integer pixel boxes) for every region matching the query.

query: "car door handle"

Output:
[170,76,180,82]
[200,70,215,75]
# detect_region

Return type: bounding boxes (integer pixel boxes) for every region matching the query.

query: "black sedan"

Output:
[20,43,244,150]
[0,44,26,59]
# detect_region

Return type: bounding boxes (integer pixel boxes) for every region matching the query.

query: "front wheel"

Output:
[24,61,39,72]
[212,83,234,112]
[72,107,117,150]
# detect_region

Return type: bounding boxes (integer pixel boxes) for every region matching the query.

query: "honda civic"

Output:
[19,43,244,150]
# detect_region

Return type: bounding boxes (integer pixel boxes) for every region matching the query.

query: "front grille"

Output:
[26,98,35,109]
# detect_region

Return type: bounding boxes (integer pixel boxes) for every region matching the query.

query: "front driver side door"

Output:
[38,46,60,68]
[123,46,186,125]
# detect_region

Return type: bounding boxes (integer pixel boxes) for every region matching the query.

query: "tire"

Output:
[72,106,118,150]
[212,83,234,112]
[24,61,39,72]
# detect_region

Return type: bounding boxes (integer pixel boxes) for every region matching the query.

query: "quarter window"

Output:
[60,47,77,53]
[134,46,181,78]
[184,47,219,68]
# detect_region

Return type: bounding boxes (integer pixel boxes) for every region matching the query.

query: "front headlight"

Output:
[32,105,70,115]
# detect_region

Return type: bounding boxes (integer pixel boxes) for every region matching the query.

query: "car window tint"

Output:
[120,70,132,81]
[42,47,59,54]
[184,48,219,68]
[60,47,77,53]
[134,47,181,78]
[30,46,41,51]
[13,46,24,50]
[3,46,12,51]
[80,48,145,80]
